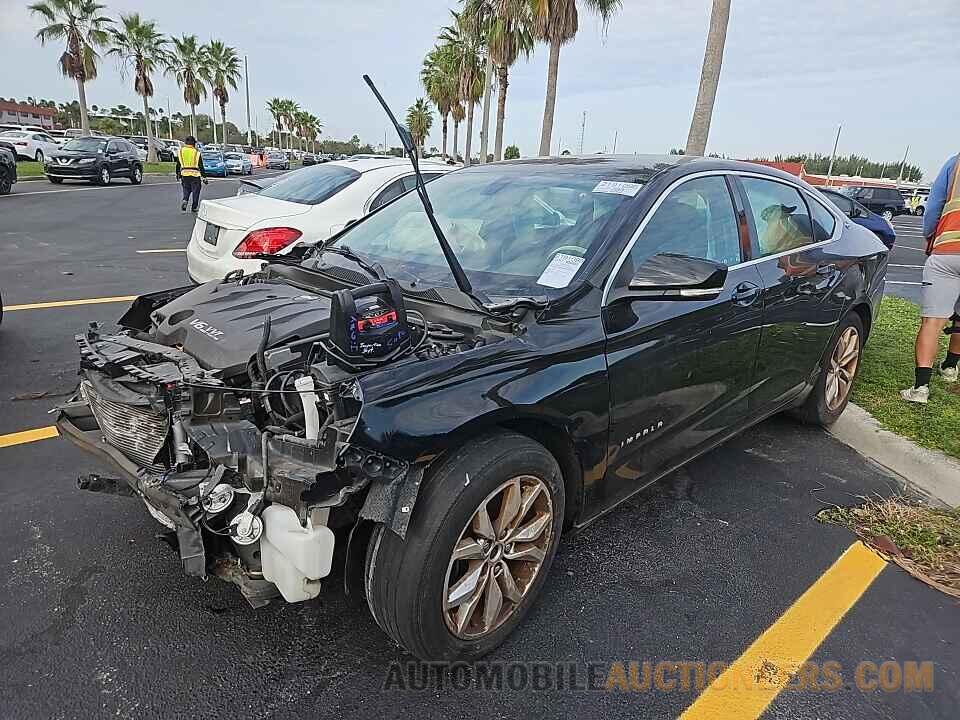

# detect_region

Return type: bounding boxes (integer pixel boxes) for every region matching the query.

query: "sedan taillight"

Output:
[233,227,303,258]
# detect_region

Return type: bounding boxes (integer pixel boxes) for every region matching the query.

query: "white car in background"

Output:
[186,157,453,283]
[0,129,60,162]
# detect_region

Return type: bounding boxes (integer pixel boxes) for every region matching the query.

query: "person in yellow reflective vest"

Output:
[901,153,960,403]
[175,136,208,213]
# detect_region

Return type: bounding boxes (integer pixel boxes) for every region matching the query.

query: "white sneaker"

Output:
[941,366,959,383]
[900,386,930,404]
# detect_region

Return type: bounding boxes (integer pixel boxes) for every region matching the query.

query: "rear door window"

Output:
[740,178,815,257]
[807,195,837,242]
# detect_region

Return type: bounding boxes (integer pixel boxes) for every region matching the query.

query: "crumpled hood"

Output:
[151,280,332,376]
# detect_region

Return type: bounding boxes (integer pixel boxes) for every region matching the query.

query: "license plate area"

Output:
[203,222,220,246]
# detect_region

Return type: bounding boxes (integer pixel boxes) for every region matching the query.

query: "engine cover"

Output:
[150,281,333,376]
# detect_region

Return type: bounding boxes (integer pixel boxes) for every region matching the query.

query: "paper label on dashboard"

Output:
[537,253,584,288]
[592,180,643,197]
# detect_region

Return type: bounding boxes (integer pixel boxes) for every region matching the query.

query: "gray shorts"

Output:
[921,254,960,318]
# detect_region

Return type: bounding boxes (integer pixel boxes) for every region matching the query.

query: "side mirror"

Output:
[849,207,862,219]
[620,253,728,300]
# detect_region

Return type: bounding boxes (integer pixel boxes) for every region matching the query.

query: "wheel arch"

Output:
[850,301,873,341]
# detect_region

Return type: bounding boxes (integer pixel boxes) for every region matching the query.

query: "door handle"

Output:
[731,282,761,306]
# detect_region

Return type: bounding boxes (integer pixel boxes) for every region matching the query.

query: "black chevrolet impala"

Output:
[57,155,888,660]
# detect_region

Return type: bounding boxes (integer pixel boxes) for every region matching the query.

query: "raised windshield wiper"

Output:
[363,74,492,311]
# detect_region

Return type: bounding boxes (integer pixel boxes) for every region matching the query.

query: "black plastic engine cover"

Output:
[150,281,333,376]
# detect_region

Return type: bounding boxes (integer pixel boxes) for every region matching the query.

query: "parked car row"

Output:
[819,188,896,248]
[839,185,908,221]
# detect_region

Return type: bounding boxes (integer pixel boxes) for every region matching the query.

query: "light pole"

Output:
[166,98,173,141]
[897,144,910,187]
[244,55,252,145]
[825,123,842,186]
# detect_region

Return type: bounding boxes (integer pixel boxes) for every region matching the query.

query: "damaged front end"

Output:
[56,294,421,608]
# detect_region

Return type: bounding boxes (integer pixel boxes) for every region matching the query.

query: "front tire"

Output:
[797,312,865,426]
[915,206,925,217]
[882,208,894,221]
[365,432,564,660]
[35,150,44,163]
[130,165,143,185]
[97,166,111,186]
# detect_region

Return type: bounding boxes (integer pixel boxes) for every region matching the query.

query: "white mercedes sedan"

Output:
[186,157,453,283]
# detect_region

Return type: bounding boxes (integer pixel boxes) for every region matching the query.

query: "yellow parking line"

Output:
[0,425,59,449]
[5,295,137,311]
[679,541,886,720]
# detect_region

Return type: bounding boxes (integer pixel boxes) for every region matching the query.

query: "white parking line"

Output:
[886,281,924,286]
[894,246,928,253]
[136,248,186,254]
[888,264,923,269]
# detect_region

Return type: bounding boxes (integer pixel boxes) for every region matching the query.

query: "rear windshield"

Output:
[259,164,361,206]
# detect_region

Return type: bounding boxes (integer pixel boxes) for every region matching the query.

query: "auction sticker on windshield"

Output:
[593,180,643,197]
[537,253,585,288]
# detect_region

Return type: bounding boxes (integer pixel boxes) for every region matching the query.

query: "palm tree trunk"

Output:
[142,95,158,163]
[76,78,91,136]
[452,119,460,161]
[685,0,731,157]
[464,101,475,167]
[494,65,509,162]
[478,57,494,164]
[538,37,562,156]
[190,106,197,138]
[441,113,448,160]
[221,101,228,149]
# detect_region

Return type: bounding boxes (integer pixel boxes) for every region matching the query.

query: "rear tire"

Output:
[797,312,865,426]
[364,432,564,660]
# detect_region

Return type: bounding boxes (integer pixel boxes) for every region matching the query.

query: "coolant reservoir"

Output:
[260,504,336,603]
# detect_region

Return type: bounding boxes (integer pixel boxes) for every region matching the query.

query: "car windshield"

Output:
[259,164,360,206]
[62,138,107,152]
[320,163,640,299]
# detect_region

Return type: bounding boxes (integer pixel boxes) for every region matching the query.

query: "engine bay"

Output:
[57,269,514,606]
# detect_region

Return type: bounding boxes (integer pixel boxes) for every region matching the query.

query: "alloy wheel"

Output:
[100,168,110,185]
[825,326,860,411]
[882,209,894,221]
[443,475,553,639]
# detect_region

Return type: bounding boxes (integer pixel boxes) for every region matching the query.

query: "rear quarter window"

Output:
[807,195,837,242]
[259,164,361,206]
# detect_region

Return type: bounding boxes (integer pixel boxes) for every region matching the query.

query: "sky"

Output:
[1,0,957,179]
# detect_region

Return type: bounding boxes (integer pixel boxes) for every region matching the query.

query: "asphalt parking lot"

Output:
[0,178,957,719]
[885,214,928,304]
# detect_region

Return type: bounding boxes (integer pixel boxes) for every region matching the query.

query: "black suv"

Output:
[842,186,907,221]
[45,136,143,185]
[0,145,16,195]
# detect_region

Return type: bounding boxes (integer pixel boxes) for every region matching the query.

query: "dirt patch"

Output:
[818,497,960,599]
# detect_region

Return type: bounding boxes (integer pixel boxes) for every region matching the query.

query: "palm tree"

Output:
[685,0,731,157]
[440,10,483,166]
[406,98,434,157]
[29,0,113,136]
[421,45,458,160]
[280,99,300,151]
[203,40,242,149]
[107,13,168,162]
[451,100,465,162]
[168,35,207,137]
[532,0,621,156]
[266,98,284,148]
[486,0,533,161]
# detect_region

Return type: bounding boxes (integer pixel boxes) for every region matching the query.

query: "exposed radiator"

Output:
[80,380,170,467]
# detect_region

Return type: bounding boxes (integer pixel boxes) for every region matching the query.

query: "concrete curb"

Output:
[16,172,175,183]
[829,403,960,507]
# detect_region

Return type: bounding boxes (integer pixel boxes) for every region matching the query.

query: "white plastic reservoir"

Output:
[260,504,336,603]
